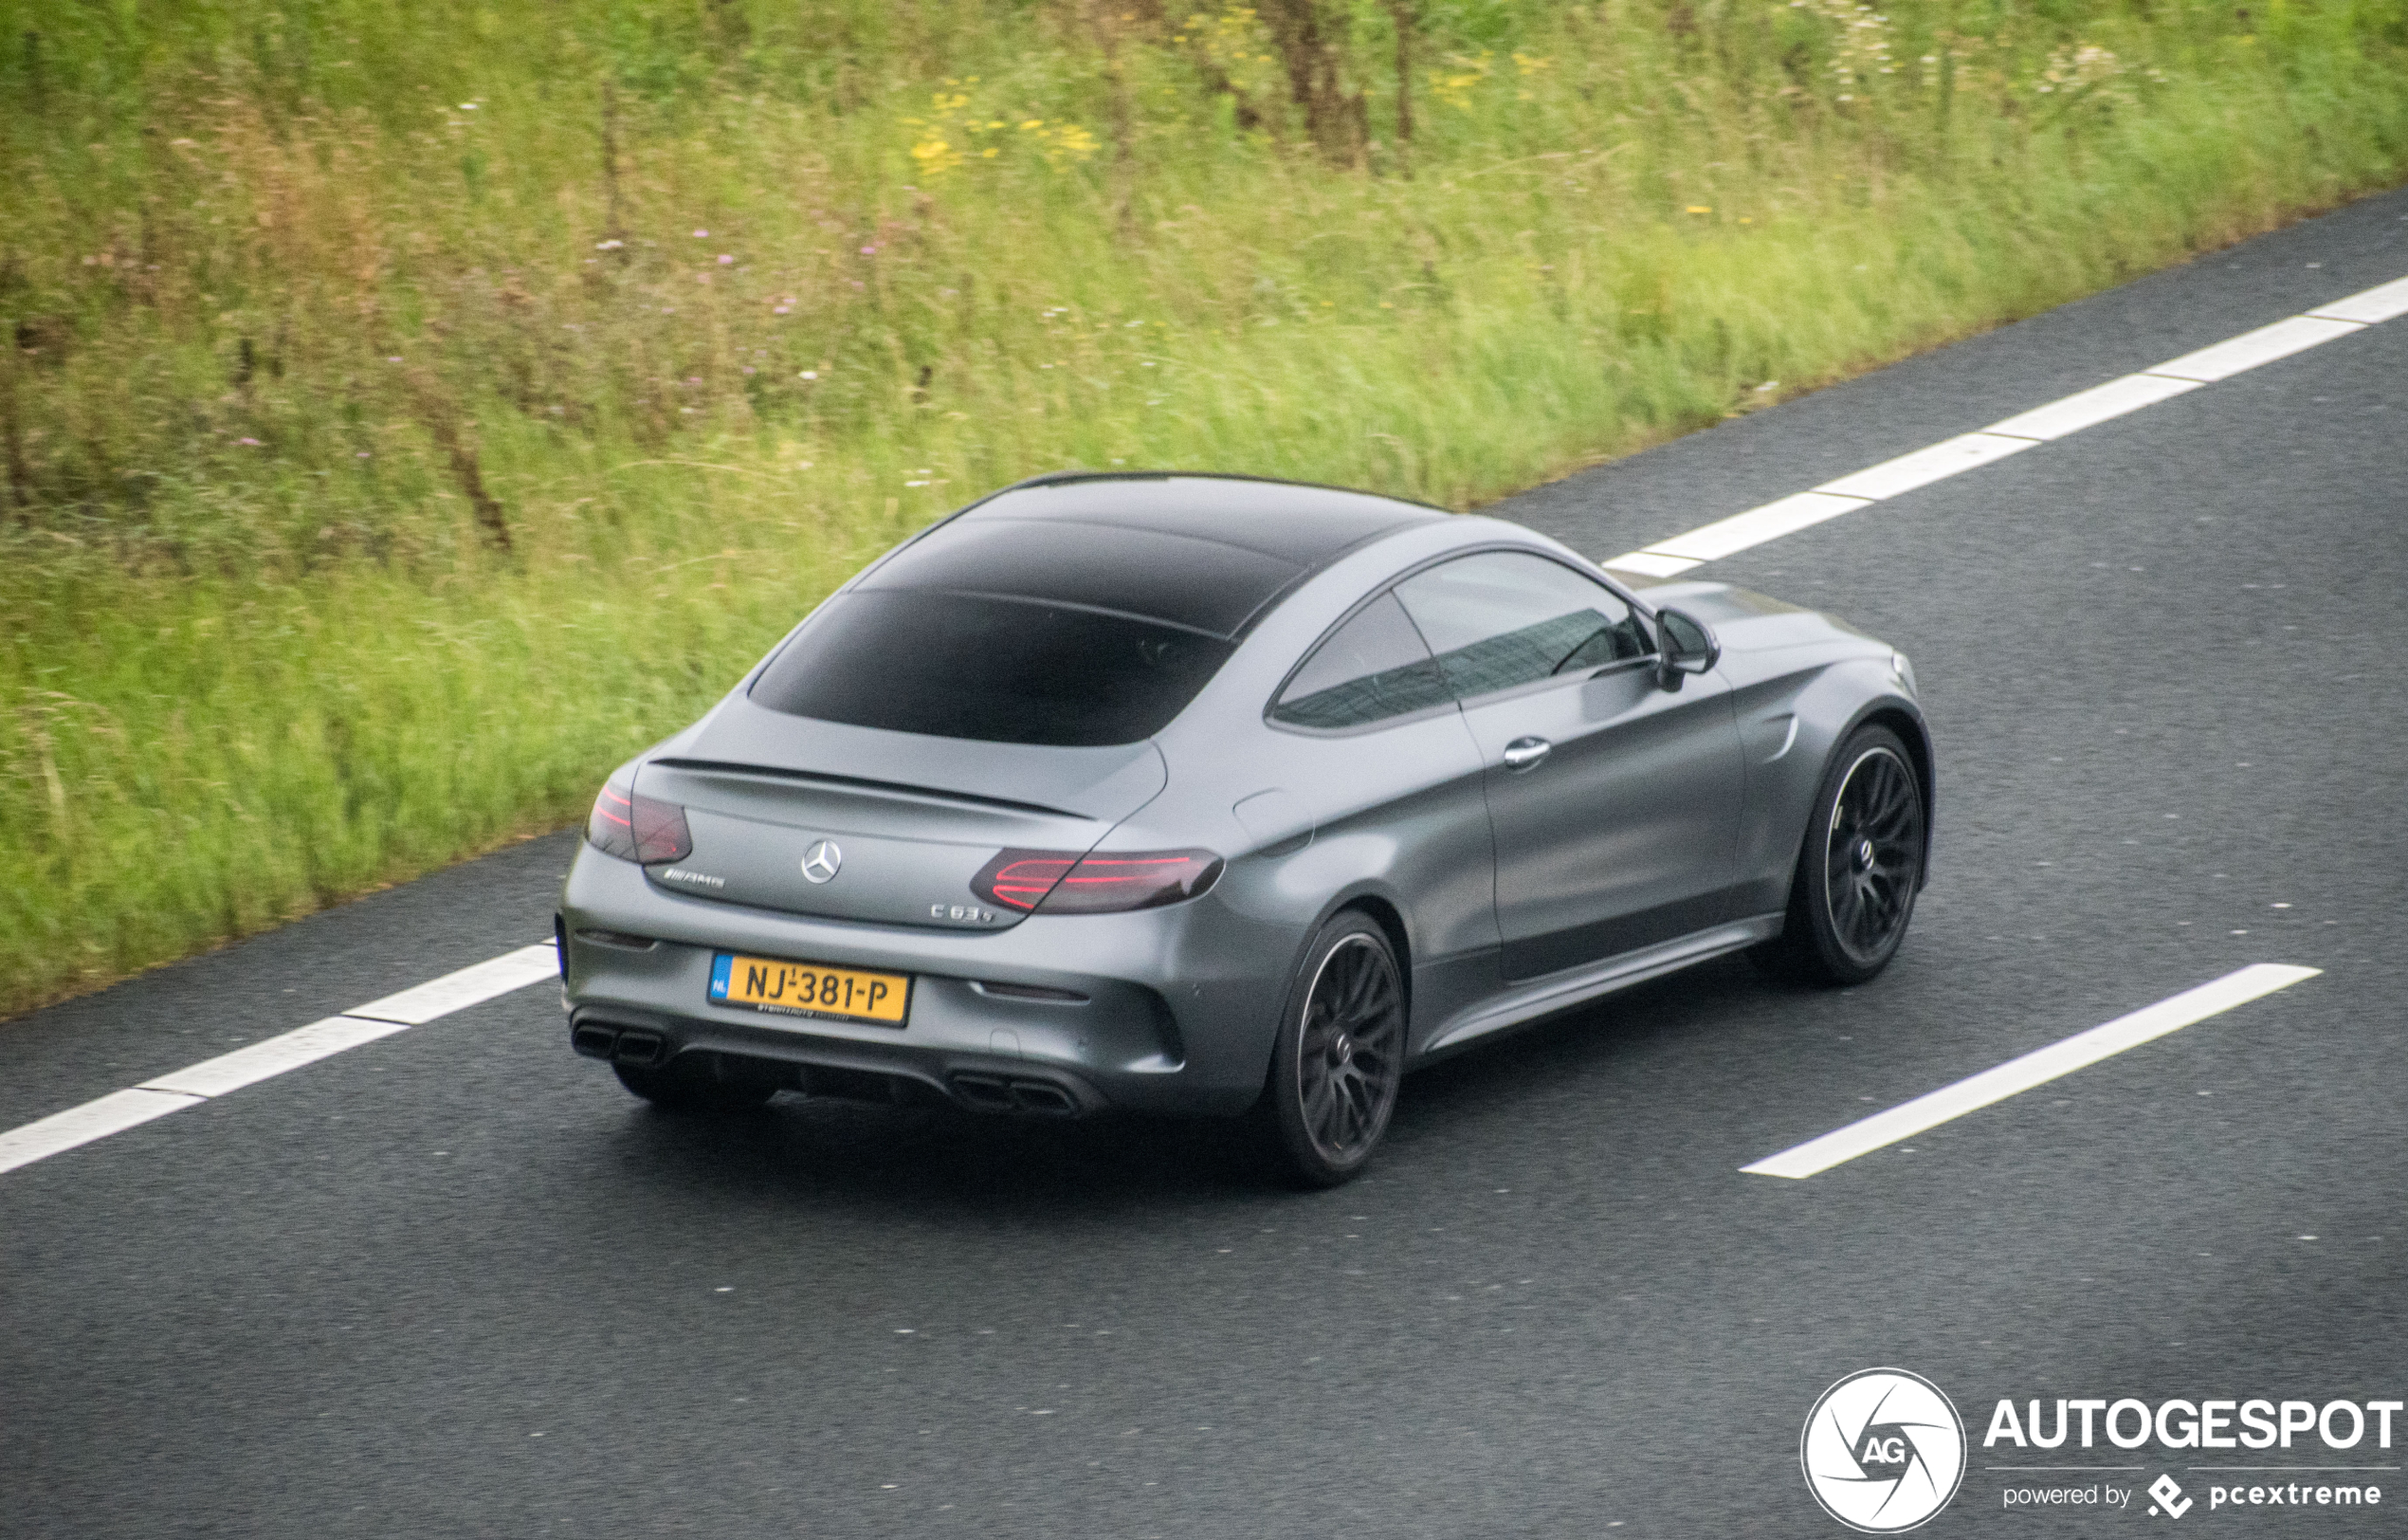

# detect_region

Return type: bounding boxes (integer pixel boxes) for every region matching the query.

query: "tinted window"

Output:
[1269,592,1451,730]
[871,519,1302,638]
[751,591,1233,746]
[1394,552,1651,702]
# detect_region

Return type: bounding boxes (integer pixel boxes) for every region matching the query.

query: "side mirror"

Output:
[1653,607,1721,691]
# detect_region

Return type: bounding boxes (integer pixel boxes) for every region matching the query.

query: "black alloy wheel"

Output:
[1754,724,1925,986]
[1256,912,1407,1187]
[1825,742,1923,964]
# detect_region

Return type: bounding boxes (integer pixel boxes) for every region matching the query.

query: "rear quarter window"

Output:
[1268,592,1453,731]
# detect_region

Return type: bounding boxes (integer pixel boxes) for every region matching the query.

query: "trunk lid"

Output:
[634,694,1167,931]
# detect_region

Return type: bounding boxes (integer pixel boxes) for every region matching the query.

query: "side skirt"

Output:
[1412,912,1785,1064]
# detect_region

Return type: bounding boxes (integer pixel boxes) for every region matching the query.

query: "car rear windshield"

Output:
[749,589,1235,746]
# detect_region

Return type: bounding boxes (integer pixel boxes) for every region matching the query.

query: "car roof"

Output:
[857,473,1448,638]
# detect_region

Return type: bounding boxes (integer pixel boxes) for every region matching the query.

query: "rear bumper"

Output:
[557,844,1287,1116]
[565,1011,1101,1117]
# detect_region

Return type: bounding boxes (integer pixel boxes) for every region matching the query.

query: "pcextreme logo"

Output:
[1802,1368,1969,1533]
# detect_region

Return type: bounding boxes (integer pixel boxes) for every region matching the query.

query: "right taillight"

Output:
[972,848,1223,915]
[585,777,692,865]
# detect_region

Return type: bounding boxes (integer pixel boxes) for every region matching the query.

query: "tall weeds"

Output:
[2,0,2405,1015]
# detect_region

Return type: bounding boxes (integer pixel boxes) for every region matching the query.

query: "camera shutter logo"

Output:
[800,840,844,884]
[1801,1368,1967,1532]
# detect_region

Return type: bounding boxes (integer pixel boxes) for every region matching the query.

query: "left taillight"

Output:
[971,848,1223,915]
[585,777,692,865]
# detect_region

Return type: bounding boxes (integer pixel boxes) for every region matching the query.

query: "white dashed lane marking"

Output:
[1605,271,2408,579]
[0,944,558,1178]
[1742,964,2322,1180]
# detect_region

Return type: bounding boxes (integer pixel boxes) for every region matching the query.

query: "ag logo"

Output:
[1801,1368,1966,1532]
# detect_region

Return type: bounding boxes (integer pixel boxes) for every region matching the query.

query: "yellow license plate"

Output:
[708,953,911,1026]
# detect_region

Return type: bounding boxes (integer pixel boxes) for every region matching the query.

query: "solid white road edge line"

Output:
[0,942,559,1179]
[1604,270,2405,577]
[1740,963,2322,1180]
[347,944,563,1026]
[2308,272,2408,324]
[1981,373,2202,443]
[140,1015,419,1099]
[2143,315,2362,383]
[1813,430,2039,502]
[1649,490,1870,564]
[0,1090,205,1178]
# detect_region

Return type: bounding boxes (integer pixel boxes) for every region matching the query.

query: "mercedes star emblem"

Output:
[800,839,844,884]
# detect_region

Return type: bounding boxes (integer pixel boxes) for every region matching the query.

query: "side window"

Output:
[1269,591,1453,731]
[1393,551,1651,703]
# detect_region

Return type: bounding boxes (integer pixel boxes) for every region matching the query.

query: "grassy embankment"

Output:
[4,0,2406,1018]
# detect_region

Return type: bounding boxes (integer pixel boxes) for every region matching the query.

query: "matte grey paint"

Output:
[558,479,1928,1117]
[1460,655,1746,981]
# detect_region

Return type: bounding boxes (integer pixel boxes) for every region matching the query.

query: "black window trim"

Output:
[1263,542,1662,738]
[852,583,1233,640]
[1435,649,1658,714]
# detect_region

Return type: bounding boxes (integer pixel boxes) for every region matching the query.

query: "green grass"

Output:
[4,0,2407,1016]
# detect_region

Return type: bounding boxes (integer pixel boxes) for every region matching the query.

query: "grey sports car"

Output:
[557,472,1930,1185]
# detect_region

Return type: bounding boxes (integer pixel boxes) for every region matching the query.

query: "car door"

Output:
[1264,589,1501,1029]
[1393,550,1747,981]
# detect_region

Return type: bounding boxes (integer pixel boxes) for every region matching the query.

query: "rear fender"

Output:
[1249,879,1432,1097]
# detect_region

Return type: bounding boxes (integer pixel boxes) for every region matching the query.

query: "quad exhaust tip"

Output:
[949,1072,1079,1117]
[571,1024,666,1067]
[612,1031,666,1067]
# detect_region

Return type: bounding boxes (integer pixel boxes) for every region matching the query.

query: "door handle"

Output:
[1501,736,1553,772]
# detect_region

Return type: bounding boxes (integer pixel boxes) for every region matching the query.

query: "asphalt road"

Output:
[5,187,2406,1539]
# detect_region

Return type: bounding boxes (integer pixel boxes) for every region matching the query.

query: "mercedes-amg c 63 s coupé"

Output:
[558,472,1931,1185]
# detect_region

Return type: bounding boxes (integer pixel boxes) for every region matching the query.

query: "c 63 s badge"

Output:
[1802,1368,1967,1532]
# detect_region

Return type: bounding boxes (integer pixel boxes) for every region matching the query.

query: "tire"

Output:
[614,1054,780,1114]
[1251,911,1408,1188]
[1753,724,1925,987]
